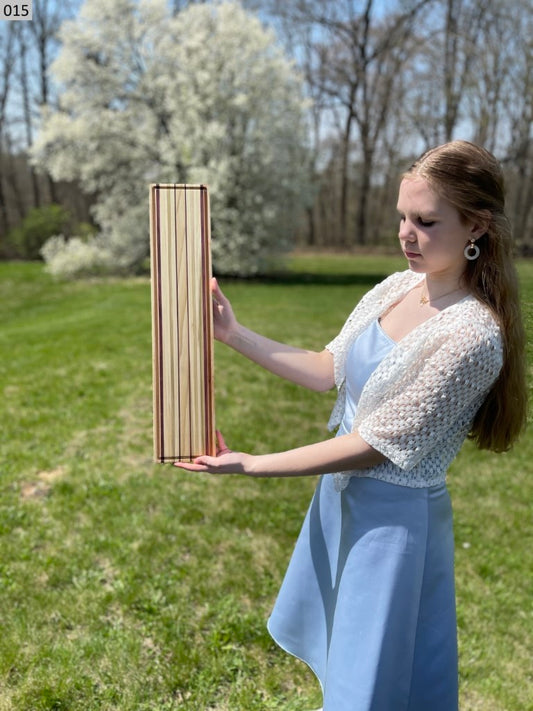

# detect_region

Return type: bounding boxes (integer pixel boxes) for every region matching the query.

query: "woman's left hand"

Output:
[173,431,253,475]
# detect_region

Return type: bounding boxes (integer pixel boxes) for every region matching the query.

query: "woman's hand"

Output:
[173,431,254,475]
[211,278,238,344]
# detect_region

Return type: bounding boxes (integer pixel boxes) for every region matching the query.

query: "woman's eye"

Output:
[418,218,435,227]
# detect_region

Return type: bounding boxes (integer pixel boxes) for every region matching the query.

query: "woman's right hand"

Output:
[211,277,238,344]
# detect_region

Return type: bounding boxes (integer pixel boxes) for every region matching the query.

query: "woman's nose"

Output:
[398,219,415,241]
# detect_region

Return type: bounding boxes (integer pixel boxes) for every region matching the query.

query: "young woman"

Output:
[175,140,527,710]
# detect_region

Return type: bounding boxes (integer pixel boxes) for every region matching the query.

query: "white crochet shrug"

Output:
[326,270,503,490]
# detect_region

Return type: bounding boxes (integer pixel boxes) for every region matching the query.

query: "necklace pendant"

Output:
[419,294,429,306]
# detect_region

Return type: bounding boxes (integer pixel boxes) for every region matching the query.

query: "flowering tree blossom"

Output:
[33,0,311,276]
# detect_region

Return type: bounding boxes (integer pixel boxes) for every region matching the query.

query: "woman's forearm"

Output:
[226,323,335,392]
[246,433,386,478]
[173,432,386,478]
[211,278,334,391]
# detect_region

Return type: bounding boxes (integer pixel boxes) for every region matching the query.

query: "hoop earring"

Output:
[464,239,480,261]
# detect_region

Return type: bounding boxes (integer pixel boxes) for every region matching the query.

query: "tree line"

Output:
[272,0,532,253]
[0,0,531,273]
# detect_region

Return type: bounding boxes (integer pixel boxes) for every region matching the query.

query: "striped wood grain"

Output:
[150,184,215,462]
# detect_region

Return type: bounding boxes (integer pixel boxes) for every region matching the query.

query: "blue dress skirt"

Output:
[267,320,458,711]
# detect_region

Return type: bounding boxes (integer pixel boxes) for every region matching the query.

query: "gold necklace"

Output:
[419,286,463,307]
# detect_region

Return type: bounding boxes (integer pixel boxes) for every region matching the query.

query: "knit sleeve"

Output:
[355,317,503,470]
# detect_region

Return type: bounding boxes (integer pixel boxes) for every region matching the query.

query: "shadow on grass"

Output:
[220,272,389,287]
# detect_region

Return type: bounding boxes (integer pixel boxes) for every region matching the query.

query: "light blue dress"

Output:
[267,320,458,711]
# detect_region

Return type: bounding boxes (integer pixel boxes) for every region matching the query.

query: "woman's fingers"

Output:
[173,431,233,472]
[215,430,231,455]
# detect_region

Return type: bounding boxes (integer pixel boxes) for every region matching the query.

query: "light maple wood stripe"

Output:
[150,184,215,463]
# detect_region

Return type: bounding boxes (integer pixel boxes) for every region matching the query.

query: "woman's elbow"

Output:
[313,377,336,393]
[310,350,335,392]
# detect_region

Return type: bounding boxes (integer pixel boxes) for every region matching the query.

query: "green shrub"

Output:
[7,204,70,260]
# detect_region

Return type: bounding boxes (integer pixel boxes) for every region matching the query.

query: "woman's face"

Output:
[396,177,480,282]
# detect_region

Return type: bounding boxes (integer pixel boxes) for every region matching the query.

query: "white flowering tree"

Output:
[33,0,311,276]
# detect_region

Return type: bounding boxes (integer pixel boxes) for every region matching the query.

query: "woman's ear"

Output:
[470,209,491,238]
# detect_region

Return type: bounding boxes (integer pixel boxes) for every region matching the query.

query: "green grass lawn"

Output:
[0,255,531,710]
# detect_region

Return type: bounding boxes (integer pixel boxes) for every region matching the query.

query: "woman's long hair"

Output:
[405,139,527,451]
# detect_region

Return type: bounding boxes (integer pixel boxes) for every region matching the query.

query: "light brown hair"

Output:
[404,139,527,451]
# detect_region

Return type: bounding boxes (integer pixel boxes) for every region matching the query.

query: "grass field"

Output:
[0,254,531,710]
